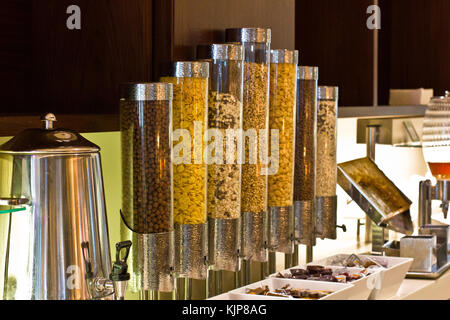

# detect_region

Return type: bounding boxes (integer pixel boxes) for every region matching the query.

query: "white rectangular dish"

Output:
[314,254,413,300]
[228,277,354,300]
[269,265,381,300]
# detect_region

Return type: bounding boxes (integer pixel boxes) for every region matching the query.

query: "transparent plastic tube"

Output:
[197,43,244,273]
[226,27,271,263]
[120,83,173,234]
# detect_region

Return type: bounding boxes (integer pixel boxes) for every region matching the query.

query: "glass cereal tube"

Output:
[226,27,271,266]
[268,50,298,208]
[197,43,244,274]
[161,62,209,281]
[161,63,208,226]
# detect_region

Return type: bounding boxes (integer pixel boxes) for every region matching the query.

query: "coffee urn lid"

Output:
[0,113,100,154]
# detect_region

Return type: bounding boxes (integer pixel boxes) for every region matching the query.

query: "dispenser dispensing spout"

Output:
[110,241,132,300]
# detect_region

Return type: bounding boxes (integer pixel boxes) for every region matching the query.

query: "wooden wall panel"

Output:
[296,0,374,106]
[170,0,295,62]
[0,1,31,113]
[379,0,450,104]
[30,0,153,114]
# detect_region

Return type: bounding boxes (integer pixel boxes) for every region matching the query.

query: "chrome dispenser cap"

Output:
[270,49,299,64]
[297,66,319,80]
[225,27,272,44]
[196,43,244,61]
[120,83,173,101]
[318,86,339,100]
[0,113,100,154]
[171,61,209,78]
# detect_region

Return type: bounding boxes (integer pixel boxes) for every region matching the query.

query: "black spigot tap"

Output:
[110,240,132,299]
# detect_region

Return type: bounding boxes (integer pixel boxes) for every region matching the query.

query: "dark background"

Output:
[0,0,448,133]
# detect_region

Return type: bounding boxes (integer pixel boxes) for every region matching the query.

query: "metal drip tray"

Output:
[337,157,414,235]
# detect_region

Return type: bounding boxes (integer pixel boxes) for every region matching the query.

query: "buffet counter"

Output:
[394,270,450,300]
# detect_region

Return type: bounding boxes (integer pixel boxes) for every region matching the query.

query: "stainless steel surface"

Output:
[268,251,276,275]
[419,225,449,269]
[137,232,175,292]
[196,43,244,61]
[382,240,400,257]
[120,83,173,101]
[113,281,127,301]
[171,62,209,78]
[241,211,268,262]
[294,200,316,246]
[371,223,388,254]
[400,235,436,273]
[225,28,272,44]
[418,180,450,228]
[338,105,426,119]
[337,157,414,235]
[241,259,251,286]
[406,256,450,279]
[366,125,379,161]
[297,66,319,80]
[41,113,56,130]
[365,125,378,244]
[419,180,433,227]
[175,223,208,280]
[0,116,112,300]
[284,252,294,269]
[269,49,298,64]
[306,245,313,263]
[315,196,338,239]
[268,206,294,254]
[357,118,424,146]
[0,117,100,155]
[292,245,299,266]
[318,86,338,101]
[208,218,241,272]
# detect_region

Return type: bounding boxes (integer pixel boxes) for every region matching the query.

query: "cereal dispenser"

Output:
[293,67,319,264]
[120,83,175,300]
[267,49,298,274]
[419,92,450,227]
[226,27,271,284]
[161,62,209,299]
[0,113,131,300]
[315,86,340,240]
[197,43,244,296]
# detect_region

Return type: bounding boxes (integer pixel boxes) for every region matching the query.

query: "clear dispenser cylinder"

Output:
[226,27,271,263]
[197,43,244,273]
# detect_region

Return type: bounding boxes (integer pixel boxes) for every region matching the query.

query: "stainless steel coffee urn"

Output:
[0,113,131,300]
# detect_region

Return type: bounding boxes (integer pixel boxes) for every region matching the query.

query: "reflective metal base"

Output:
[241,211,268,262]
[208,218,241,272]
[175,223,208,280]
[268,206,294,254]
[138,232,175,292]
[316,196,338,239]
[294,200,316,246]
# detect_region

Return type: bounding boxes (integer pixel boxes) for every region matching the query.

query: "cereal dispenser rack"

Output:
[226,27,271,285]
[161,62,209,300]
[315,87,340,241]
[119,83,175,299]
[293,67,319,264]
[267,49,298,274]
[197,43,244,296]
